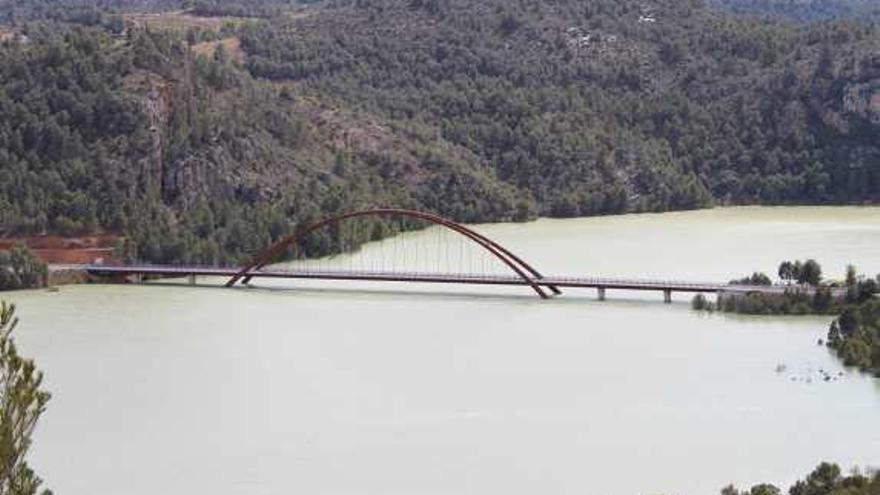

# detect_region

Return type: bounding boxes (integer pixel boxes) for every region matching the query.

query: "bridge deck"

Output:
[83,265,814,295]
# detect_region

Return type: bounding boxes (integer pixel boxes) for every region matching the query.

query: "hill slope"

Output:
[709,0,880,22]
[0,0,878,263]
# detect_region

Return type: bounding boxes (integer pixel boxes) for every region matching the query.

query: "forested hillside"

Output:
[710,0,880,22]
[0,0,878,264]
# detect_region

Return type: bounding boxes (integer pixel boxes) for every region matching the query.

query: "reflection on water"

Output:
[10,206,880,495]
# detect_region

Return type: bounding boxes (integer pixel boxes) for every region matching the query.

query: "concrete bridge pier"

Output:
[188,274,197,285]
[597,287,606,301]
[663,289,672,304]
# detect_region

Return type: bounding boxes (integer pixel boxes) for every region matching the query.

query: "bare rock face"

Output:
[842,80,880,124]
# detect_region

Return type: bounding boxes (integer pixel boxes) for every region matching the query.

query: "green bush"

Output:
[827,298,880,375]
[0,246,47,291]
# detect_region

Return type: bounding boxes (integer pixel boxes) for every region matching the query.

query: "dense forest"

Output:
[0,0,878,264]
[710,0,880,22]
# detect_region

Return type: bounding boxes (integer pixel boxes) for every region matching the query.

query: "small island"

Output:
[693,260,879,316]
[693,260,880,377]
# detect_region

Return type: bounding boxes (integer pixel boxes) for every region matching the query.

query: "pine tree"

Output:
[0,302,51,495]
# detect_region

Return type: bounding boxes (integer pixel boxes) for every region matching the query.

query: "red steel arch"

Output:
[225,208,561,299]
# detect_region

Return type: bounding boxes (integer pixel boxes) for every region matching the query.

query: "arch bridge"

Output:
[85,208,798,302]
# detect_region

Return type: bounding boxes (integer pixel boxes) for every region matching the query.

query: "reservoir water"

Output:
[10,206,880,494]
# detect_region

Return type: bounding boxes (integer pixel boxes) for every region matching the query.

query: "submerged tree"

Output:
[0,302,51,495]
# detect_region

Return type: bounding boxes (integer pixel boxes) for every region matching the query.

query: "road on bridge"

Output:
[82,264,830,302]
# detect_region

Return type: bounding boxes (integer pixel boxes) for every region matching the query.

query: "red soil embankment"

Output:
[0,235,121,265]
